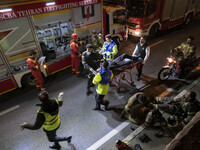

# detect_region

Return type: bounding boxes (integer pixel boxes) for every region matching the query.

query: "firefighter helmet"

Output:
[167,115,178,127]
[71,33,78,39]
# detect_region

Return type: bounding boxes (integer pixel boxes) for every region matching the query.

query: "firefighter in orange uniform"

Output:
[70,33,85,76]
[26,50,45,91]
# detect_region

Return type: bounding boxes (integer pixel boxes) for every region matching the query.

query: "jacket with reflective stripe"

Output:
[37,99,60,131]
[70,40,82,58]
[102,40,118,60]
[176,42,195,59]
[26,56,40,70]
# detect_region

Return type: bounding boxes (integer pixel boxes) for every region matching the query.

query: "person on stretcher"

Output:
[109,53,143,69]
[110,36,150,81]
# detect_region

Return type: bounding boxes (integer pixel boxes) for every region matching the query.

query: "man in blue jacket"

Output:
[92,61,113,110]
[100,34,118,62]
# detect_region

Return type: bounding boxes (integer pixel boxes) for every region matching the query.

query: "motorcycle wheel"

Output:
[158,68,171,81]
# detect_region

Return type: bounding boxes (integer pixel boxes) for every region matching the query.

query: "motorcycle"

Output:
[158,49,200,81]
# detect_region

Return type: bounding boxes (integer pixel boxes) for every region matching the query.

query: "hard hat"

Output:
[167,115,178,127]
[38,90,49,102]
[86,44,94,49]
[71,33,78,39]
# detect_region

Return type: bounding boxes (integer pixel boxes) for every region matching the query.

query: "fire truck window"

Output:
[145,0,156,16]
[127,1,146,18]
[113,9,126,25]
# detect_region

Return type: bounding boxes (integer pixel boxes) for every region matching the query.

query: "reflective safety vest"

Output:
[102,40,118,60]
[37,99,60,131]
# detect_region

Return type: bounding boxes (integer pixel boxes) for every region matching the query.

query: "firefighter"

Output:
[90,30,104,53]
[132,36,150,81]
[121,92,152,125]
[70,33,85,77]
[100,34,118,62]
[92,60,113,110]
[26,50,45,91]
[20,91,72,150]
[174,36,196,75]
[154,91,199,126]
[82,44,100,95]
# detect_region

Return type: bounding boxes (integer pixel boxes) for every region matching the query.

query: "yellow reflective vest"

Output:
[37,99,60,131]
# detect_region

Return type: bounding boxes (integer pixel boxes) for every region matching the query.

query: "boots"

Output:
[65,136,72,143]
[49,143,61,149]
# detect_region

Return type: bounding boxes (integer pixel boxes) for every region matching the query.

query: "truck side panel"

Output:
[71,4,102,37]
[171,0,188,20]
[187,0,199,12]
[161,0,174,31]
[0,53,17,95]
[0,17,37,68]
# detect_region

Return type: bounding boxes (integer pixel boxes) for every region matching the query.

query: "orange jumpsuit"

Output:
[26,56,44,90]
[70,40,83,76]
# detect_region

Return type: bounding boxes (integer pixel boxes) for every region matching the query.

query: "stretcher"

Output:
[90,56,141,93]
[109,58,140,92]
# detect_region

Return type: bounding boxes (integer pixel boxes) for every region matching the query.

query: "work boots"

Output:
[49,143,61,149]
[104,100,110,110]
[65,136,72,143]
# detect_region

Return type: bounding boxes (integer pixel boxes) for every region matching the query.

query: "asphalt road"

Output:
[0,20,200,150]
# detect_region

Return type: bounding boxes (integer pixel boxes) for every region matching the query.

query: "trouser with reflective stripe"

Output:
[31,70,44,90]
[71,56,80,76]
[87,73,94,90]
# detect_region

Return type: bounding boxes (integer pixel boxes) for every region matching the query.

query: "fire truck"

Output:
[0,0,126,95]
[126,0,200,38]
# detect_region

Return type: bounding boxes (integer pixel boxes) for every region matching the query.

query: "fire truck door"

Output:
[0,50,17,95]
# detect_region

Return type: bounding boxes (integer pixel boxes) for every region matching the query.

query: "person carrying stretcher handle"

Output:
[117,36,150,81]
[82,44,100,96]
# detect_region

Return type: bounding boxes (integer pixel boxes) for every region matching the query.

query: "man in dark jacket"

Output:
[20,91,72,150]
[114,36,150,81]
[82,44,100,95]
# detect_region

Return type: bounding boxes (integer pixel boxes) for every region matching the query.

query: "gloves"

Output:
[32,67,36,71]
[106,52,111,55]
[74,52,79,56]
[89,68,94,72]
[59,92,64,96]
[20,122,27,131]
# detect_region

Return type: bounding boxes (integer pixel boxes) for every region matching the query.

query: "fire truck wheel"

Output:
[149,24,159,39]
[185,13,193,25]
[22,73,36,88]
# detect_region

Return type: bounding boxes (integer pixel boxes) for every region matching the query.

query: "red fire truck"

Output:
[126,0,200,37]
[0,0,126,95]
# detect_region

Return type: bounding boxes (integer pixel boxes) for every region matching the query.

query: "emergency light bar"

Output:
[46,2,55,6]
[0,8,12,13]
